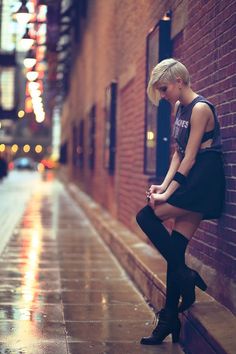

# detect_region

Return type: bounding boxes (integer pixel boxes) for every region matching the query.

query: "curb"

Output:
[66,181,236,354]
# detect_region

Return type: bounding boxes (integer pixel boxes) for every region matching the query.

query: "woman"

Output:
[136,58,225,345]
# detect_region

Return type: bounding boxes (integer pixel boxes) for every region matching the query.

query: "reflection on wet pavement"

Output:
[0,174,183,353]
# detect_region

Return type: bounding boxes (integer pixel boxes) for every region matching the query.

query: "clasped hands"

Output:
[146,184,167,209]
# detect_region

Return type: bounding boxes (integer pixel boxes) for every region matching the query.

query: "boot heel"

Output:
[195,273,207,291]
[171,320,181,343]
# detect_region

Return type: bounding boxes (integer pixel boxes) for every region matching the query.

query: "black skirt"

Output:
[167,151,225,220]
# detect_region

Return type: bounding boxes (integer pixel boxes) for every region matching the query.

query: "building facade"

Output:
[0,0,53,162]
[61,0,236,313]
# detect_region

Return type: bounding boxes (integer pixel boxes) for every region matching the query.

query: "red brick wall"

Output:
[62,0,236,312]
[170,0,236,311]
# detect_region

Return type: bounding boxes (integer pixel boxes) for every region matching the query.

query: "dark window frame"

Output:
[59,141,68,164]
[88,104,96,170]
[72,122,79,168]
[78,119,84,168]
[103,81,117,175]
[144,17,172,181]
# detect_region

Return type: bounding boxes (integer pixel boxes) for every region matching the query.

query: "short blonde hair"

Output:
[147,58,190,105]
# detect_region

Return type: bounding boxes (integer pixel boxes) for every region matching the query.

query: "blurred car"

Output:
[9,157,38,171]
[40,158,58,170]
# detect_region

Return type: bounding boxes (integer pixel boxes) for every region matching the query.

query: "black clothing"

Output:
[167,151,225,219]
[165,230,188,312]
[136,207,189,312]
[201,129,214,142]
[173,95,222,157]
[169,95,225,220]
[136,206,171,261]
[136,206,188,267]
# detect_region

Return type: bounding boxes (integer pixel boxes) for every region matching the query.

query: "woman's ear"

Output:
[176,77,184,87]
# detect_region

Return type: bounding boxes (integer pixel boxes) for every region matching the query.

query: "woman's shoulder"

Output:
[192,96,215,116]
[191,101,214,125]
[194,95,215,109]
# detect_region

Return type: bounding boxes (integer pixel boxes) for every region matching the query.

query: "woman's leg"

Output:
[136,203,191,263]
[136,205,171,262]
[164,212,202,313]
[137,204,202,344]
[137,203,206,344]
[172,212,203,241]
[136,203,201,268]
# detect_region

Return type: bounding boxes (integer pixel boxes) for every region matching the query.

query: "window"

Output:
[144,17,172,179]
[72,123,79,168]
[144,23,160,175]
[72,120,84,169]
[104,82,117,175]
[0,53,16,120]
[88,105,96,170]
[59,141,68,164]
[78,119,84,168]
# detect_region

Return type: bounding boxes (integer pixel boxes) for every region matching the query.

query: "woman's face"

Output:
[155,79,181,105]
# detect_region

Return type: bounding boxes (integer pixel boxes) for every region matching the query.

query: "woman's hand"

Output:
[146,184,165,202]
[149,184,165,194]
[148,192,167,209]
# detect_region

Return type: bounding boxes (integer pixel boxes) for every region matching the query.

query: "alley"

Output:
[0,0,235,351]
[0,171,183,354]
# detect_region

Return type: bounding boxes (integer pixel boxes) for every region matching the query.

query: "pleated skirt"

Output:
[167,151,225,220]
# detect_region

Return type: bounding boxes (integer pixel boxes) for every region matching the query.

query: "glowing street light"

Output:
[14,1,32,25]
[26,70,39,81]
[28,82,40,90]
[35,145,43,153]
[11,144,19,153]
[20,28,34,51]
[23,144,31,153]
[18,110,25,118]
[24,49,36,68]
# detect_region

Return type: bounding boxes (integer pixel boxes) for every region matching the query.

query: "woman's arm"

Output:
[161,150,182,191]
[149,150,182,195]
[163,102,211,199]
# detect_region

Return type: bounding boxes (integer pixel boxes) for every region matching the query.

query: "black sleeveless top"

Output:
[173,95,222,157]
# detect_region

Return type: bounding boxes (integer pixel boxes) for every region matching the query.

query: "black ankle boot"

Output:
[175,266,207,312]
[140,308,181,345]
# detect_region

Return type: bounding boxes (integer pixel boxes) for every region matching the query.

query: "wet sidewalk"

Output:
[0,173,183,354]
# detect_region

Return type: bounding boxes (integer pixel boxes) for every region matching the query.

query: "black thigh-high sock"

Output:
[169,230,189,268]
[136,205,171,261]
[136,206,189,267]
[165,264,180,312]
[164,230,189,312]
[136,206,189,312]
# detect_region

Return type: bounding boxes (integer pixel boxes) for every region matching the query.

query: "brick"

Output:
[61,0,236,314]
[219,51,236,68]
[227,194,236,206]
[224,137,236,150]
[226,177,236,190]
[222,227,236,243]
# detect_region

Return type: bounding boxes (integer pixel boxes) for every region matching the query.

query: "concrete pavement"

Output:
[0,170,41,254]
[0,171,183,354]
[66,178,236,354]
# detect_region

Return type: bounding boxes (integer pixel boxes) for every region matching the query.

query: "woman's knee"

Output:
[153,207,166,221]
[136,205,153,226]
